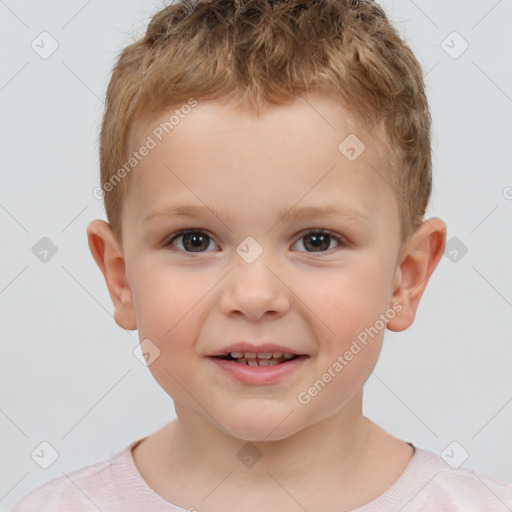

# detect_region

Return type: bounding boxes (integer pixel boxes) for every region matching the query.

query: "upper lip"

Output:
[207,342,308,357]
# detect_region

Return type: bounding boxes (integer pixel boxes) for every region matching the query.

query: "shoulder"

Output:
[406,447,512,510]
[10,446,128,512]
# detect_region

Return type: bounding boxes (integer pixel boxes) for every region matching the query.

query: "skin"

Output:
[87,94,446,512]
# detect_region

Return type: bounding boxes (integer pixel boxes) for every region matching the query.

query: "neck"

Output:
[133,392,414,510]
[167,392,372,489]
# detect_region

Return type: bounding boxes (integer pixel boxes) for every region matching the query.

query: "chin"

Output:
[219,407,301,442]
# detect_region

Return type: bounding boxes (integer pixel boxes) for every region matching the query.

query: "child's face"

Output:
[90,95,443,441]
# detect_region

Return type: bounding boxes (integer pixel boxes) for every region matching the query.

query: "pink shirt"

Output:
[11,439,512,511]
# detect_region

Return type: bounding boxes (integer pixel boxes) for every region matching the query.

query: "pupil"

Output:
[184,232,208,252]
[305,233,329,251]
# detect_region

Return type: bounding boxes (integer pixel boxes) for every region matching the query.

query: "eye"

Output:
[165,228,346,254]
[166,229,219,253]
[291,229,345,253]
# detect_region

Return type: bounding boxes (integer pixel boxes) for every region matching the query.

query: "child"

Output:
[12,0,512,510]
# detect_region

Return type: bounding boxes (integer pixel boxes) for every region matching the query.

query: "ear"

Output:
[86,220,137,331]
[387,217,447,332]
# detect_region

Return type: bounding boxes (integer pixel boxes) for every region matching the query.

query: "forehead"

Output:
[125,95,396,230]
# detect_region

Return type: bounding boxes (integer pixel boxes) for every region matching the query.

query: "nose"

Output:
[219,255,290,322]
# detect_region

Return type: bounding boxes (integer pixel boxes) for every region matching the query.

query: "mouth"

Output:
[212,351,304,366]
[208,349,309,385]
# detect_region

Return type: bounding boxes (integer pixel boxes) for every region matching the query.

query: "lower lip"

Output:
[207,356,308,385]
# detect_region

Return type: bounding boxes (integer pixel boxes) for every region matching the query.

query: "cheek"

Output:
[296,256,392,344]
[131,265,207,396]
[130,261,214,338]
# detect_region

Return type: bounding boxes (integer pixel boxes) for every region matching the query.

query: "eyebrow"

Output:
[143,203,371,226]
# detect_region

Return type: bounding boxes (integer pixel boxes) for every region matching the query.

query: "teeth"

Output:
[235,358,282,366]
[228,351,293,359]
[222,350,300,366]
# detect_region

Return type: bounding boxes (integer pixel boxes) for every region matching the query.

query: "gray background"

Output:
[1,0,511,509]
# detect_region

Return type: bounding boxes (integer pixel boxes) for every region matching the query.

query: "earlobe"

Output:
[387,218,447,332]
[86,220,137,331]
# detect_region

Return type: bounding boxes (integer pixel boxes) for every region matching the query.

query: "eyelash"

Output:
[165,228,347,254]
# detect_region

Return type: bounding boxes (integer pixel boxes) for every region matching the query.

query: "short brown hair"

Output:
[99,0,432,243]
